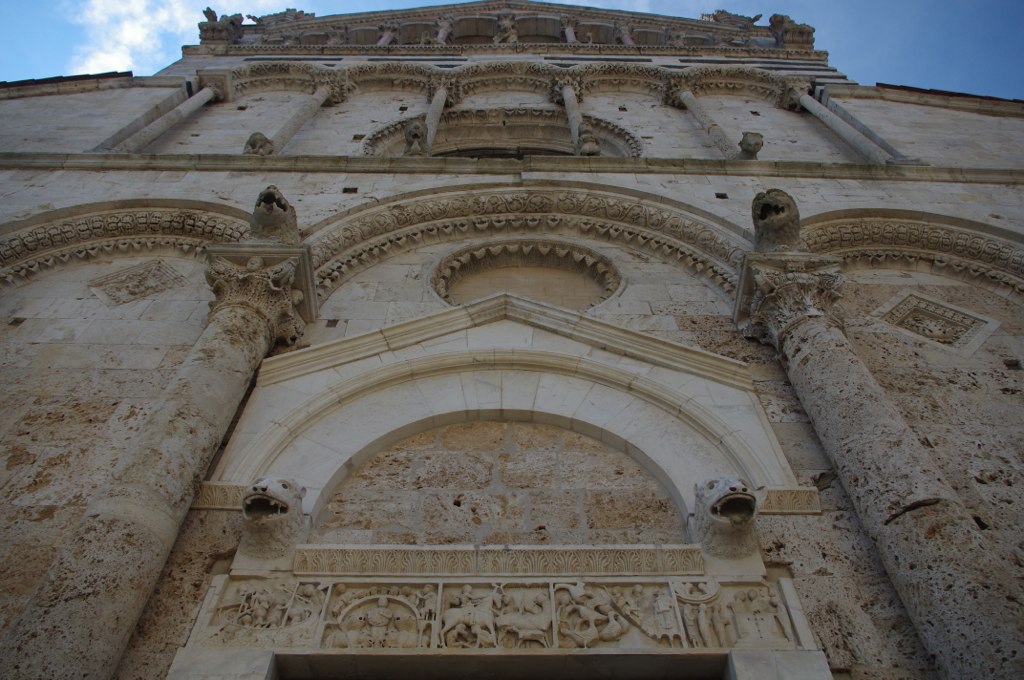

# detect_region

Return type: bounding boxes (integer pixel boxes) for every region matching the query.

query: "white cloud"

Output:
[64,0,281,76]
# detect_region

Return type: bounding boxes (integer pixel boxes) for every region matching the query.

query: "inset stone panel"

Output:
[874,289,999,356]
[311,421,684,546]
[88,259,188,305]
[432,240,621,310]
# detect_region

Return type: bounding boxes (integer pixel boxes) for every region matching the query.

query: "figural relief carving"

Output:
[194,576,803,654]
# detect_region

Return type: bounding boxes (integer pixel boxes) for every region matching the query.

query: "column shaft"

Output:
[563,24,577,43]
[677,89,737,159]
[0,304,273,680]
[797,91,892,165]
[113,86,217,153]
[425,86,447,151]
[781,315,1024,678]
[561,84,582,151]
[269,86,331,154]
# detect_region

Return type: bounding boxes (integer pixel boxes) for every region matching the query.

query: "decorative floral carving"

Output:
[741,256,845,348]
[87,259,188,305]
[193,482,248,510]
[206,255,306,346]
[758,488,821,514]
[876,291,998,353]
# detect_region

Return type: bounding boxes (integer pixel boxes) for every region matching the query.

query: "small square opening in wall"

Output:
[398,105,408,112]
[715,192,729,199]
[618,106,628,112]
[352,134,365,141]
[342,187,358,194]
[325,319,340,328]
[750,110,761,116]
[9,317,25,326]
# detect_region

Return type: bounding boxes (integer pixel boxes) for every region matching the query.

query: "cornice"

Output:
[822,83,1024,119]
[1,152,1022,186]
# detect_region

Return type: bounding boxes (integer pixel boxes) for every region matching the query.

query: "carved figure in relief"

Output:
[751,188,806,253]
[693,477,759,559]
[708,10,762,30]
[554,582,630,648]
[365,597,396,646]
[726,587,792,645]
[493,13,518,44]
[243,132,275,156]
[237,478,306,560]
[440,585,501,648]
[732,131,763,160]
[199,8,244,44]
[403,120,428,156]
[495,589,551,648]
[250,185,300,244]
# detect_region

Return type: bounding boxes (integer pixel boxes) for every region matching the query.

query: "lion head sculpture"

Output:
[403,120,428,156]
[249,185,299,244]
[751,188,806,253]
[693,477,759,559]
[238,477,307,559]
[243,131,275,156]
[734,132,763,160]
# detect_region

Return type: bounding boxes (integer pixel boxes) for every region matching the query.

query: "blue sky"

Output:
[1,1,1021,100]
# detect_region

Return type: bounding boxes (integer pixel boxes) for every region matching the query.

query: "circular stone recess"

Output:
[432,239,621,310]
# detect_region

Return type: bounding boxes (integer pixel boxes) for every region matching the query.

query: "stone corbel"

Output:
[377,20,400,46]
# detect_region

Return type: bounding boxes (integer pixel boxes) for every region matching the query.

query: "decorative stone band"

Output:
[185,574,816,655]
[293,545,704,577]
[802,218,1024,298]
[431,238,622,306]
[195,483,820,515]
[733,252,845,349]
[0,209,249,286]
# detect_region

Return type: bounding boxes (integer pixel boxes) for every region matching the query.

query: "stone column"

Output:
[113,85,220,153]
[436,17,453,44]
[561,16,578,43]
[424,82,449,152]
[793,88,892,165]
[735,190,1024,679]
[377,21,398,46]
[243,85,331,155]
[0,189,314,680]
[555,79,583,153]
[675,88,740,159]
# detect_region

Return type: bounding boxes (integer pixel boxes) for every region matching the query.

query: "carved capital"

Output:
[205,254,305,346]
[428,76,463,106]
[313,70,348,104]
[551,76,583,104]
[735,253,845,348]
[198,70,233,102]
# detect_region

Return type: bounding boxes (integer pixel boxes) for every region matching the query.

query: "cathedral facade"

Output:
[0,2,1022,679]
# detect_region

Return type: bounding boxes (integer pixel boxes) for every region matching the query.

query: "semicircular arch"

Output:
[220,349,788,518]
[802,208,1024,299]
[0,199,250,286]
[307,181,750,301]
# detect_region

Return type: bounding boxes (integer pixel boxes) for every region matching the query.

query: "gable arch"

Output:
[802,208,1024,300]
[307,182,750,301]
[0,199,250,286]
[219,347,791,519]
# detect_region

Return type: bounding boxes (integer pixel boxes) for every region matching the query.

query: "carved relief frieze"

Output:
[874,289,1000,356]
[193,482,248,510]
[87,259,188,305]
[670,66,806,108]
[802,219,1024,297]
[0,210,249,286]
[191,575,807,655]
[759,488,821,515]
[311,190,744,300]
[227,62,350,102]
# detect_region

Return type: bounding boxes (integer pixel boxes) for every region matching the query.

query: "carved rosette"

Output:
[205,255,306,346]
[740,255,844,348]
